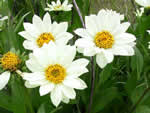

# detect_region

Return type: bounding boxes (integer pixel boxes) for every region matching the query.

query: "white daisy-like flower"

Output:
[0,52,21,90]
[75,9,136,68]
[45,0,73,12]
[18,13,73,50]
[135,0,150,8]
[0,15,8,21]
[23,42,89,107]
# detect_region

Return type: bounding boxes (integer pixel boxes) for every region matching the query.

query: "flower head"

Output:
[135,0,150,8]
[45,0,73,12]
[0,52,21,71]
[19,13,73,50]
[0,52,21,90]
[75,9,136,68]
[23,42,89,107]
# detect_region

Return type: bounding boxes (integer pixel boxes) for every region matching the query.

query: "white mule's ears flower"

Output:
[75,9,136,68]
[135,0,150,8]
[23,42,89,107]
[19,13,73,50]
[45,0,73,12]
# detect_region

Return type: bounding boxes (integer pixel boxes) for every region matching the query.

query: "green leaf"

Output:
[10,75,34,113]
[125,71,137,96]
[0,91,12,111]
[131,47,144,80]
[92,87,119,113]
[14,12,31,33]
[136,105,150,113]
[99,63,112,85]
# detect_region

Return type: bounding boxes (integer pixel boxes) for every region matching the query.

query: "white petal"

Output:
[96,53,108,68]
[23,23,39,37]
[75,38,94,48]
[43,13,52,32]
[113,22,130,35]
[32,47,50,67]
[23,40,37,50]
[85,15,98,36]
[83,47,97,56]
[103,50,114,63]
[0,71,10,90]
[55,32,73,45]
[26,54,44,72]
[74,28,93,39]
[61,85,76,99]
[32,15,44,33]
[67,67,88,78]
[25,81,39,88]
[56,45,76,67]
[63,78,87,90]
[50,85,62,107]
[70,58,89,68]
[18,31,35,40]
[112,45,135,56]
[23,72,45,82]
[147,30,150,34]
[52,22,68,36]
[62,96,70,104]
[115,33,136,44]
[39,83,54,96]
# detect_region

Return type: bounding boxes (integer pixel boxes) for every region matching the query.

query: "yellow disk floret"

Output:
[0,52,21,71]
[37,33,55,48]
[45,64,66,84]
[94,31,114,49]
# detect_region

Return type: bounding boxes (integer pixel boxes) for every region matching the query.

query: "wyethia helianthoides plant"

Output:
[0,0,150,113]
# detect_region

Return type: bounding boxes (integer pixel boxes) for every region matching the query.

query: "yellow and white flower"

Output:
[75,9,136,68]
[0,52,21,90]
[135,0,150,8]
[23,42,89,107]
[45,0,73,12]
[19,13,73,50]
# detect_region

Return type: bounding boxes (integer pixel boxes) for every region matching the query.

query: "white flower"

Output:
[0,52,21,90]
[0,15,8,21]
[147,30,150,34]
[45,0,73,12]
[75,9,136,68]
[23,42,89,107]
[135,0,150,8]
[18,13,73,50]
[135,7,144,17]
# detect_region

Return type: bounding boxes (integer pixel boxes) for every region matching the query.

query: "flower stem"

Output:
[72,0,85,28]
[88,57,95,113]
[130,87,150,113]
[72,1,95,113]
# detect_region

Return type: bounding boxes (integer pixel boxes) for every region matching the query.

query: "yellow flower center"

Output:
[0,52,21,71]
[94,31,114,49]
[54,5,62,10]
[45,64,66,84]
[37,33,55,47]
